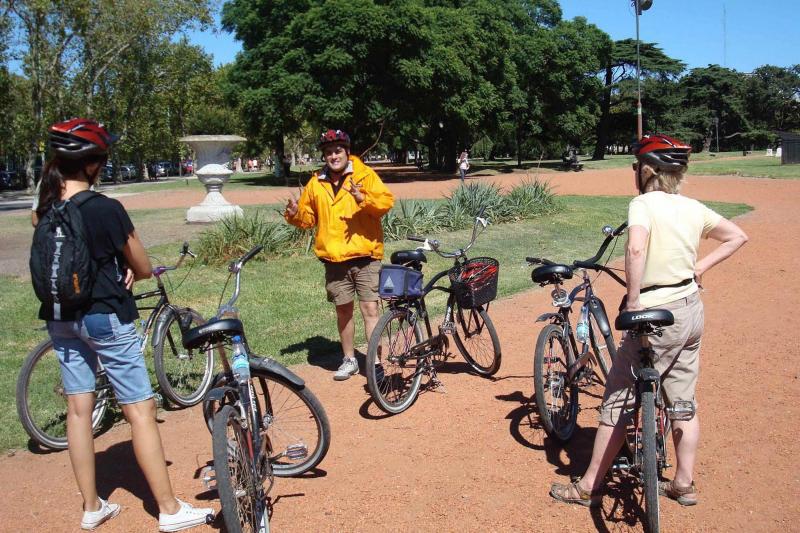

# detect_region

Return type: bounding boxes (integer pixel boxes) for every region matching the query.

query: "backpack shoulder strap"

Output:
[69,190,101,208]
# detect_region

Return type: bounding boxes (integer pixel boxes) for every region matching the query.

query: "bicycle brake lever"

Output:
[416,239,433,252]
[476,216,488,228]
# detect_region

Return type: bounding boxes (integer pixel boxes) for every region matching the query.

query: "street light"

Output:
[633,0,653,140]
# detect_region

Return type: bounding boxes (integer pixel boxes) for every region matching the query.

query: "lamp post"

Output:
[633,0,653,140]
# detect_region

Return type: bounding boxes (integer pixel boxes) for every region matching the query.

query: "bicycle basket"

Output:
[379,265,424,299]
[448,257,499,309]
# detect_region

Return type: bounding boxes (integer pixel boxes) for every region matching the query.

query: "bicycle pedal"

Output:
[200,465,216,490]
[286,443,308,460]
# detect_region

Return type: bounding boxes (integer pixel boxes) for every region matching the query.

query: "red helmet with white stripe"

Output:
[49,118,118,159]
[631,134,691,173]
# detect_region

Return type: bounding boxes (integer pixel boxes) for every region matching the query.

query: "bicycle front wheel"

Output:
[204,370,331,477]
[641,388,661,533]
[16,339,110,450]
[366,307,424,414]
[153,308,214,407]
[212,404,264,533]
[533,324,578,442]
[452,303,501,376]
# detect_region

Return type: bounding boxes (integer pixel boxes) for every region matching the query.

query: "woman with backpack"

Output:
[32,118,212,531]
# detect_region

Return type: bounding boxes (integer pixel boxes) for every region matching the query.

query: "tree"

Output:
[592,39,684,159]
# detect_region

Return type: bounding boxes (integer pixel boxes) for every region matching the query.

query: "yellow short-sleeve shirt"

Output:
[628,191,722,307]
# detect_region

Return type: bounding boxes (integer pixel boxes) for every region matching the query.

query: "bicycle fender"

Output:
[536,312,562,324]
[250,356,305,388]
[588,296,612,337]
[204,385,235,404]
[151,306,176,348]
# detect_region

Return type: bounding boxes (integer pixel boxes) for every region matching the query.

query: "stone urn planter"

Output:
[179,135,246,223]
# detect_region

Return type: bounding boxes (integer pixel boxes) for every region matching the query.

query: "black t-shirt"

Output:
[38,193,139,323]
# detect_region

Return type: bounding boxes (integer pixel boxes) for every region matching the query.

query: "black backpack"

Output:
[30,190,99,320]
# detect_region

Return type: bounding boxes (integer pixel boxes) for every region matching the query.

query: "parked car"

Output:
[181,159,194,174]
[0,169,17,190]
[120,164,136,181]
[148,162,167,179]
[100,163,114,182]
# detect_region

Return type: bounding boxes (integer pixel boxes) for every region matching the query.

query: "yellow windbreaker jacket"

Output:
[285,155,394,262]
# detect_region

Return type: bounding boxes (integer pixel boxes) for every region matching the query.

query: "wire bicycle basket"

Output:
[449,257,499,309]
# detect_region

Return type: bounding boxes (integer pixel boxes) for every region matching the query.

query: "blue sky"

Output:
[188,0,799,73]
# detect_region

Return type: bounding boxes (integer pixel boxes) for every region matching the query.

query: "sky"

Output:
[188,0,799,73]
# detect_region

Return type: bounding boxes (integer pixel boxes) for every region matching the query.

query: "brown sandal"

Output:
[550,481,602,508]
[658,480,698,506]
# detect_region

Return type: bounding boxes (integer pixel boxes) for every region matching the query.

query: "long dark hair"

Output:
[36,155,105,219]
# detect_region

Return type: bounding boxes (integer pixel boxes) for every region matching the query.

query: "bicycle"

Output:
[527,222,627,442]
[365,208,501,415]
[184,245,330,532]
[16,242,213,450]
[613,308,694,533]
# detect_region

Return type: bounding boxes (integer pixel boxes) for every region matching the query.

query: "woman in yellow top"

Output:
[285,129,394,381]
[550,134,748,508]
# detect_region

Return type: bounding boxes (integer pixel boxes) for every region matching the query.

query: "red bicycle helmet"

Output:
[632,134,691,173]
[318,129,351,150]
[49,118,118,159]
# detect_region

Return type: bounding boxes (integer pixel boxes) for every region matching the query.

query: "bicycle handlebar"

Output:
[153,242,197,277]
[408,209,488,259]
[573,221,627,269]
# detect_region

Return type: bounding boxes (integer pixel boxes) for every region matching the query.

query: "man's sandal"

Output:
[549,481,602,508]
[658,480,698,506]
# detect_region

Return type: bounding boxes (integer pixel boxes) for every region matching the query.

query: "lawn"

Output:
[0,195,752,452]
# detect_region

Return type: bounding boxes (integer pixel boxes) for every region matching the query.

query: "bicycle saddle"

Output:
[391,249,427,266]
[182,318,244,349]
[615,309,674,331]
[532,264,573,284]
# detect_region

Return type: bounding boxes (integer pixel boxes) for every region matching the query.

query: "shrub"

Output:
[197,210,310,264]
[382,200,443,241]
[502,179,558,220]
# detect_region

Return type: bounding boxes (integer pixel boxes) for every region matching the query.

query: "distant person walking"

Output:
[458,150,470,182]
[284,129,394,381]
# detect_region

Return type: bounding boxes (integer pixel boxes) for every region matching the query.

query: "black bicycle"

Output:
[365,209,501,415]
[185,246,330,533]
[16,243,213,450]
[614,308,693,533]
[527,222,627,442]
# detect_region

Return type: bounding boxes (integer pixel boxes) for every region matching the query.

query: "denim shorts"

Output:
[47,313,154,405]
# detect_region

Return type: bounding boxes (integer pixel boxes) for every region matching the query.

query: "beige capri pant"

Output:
[599,291,704,426]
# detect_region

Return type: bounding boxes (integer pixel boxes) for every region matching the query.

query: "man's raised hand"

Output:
[345,180,365,204]
[285,193,299,217]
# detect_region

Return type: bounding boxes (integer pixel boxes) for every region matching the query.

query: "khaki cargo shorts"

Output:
[599,291,704,426]
[324,257,381,306]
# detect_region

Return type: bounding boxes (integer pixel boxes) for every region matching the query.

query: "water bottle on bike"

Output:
[230,336,250,383]
[576,305,589,343]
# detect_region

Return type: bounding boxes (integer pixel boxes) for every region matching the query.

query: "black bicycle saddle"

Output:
[532,264,573,284]
[182,318,244,349]
[391,249,427,266]
[615,309,674,331]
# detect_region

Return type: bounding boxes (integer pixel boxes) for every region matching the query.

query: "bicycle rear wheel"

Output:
[153,308,214,407]
[212,404,265,533]
[533,324,578,442]
[16,339,110,450]
[641,388,661,533]
[452,303,501,376]
[366,307,424,414]
[204,370,331,477]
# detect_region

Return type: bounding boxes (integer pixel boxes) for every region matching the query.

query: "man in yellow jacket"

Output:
[285,129,395,381]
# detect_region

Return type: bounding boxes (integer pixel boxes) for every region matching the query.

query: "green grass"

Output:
[0,195,752,452]
[688,155,800,179]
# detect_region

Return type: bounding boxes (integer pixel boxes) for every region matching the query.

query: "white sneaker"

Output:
[333,357,359,381]
[80,498,121,530]
[158,499,214,532]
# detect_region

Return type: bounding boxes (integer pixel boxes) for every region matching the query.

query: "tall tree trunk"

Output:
[273,133,290,186]
[592,61,613,160]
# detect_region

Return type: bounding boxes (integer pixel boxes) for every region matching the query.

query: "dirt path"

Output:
[2,169,798,532]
